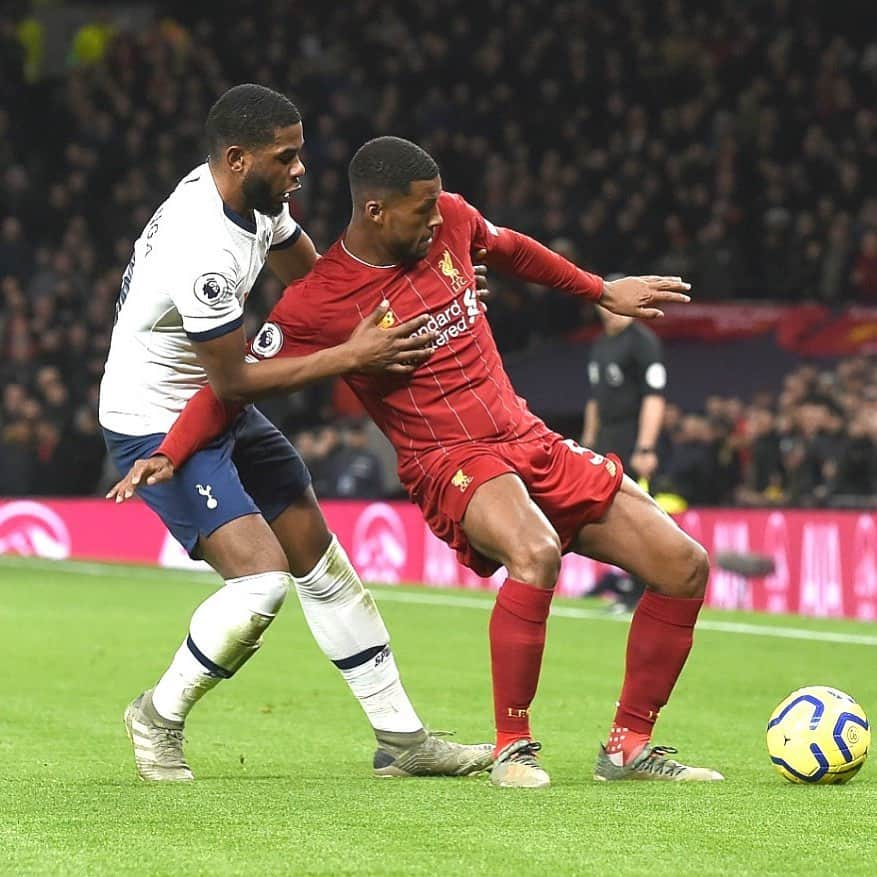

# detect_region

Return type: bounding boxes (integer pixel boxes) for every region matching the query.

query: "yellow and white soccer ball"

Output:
[766,686,870,784]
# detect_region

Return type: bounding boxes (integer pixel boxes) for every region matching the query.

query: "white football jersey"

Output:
[99,163,300,435]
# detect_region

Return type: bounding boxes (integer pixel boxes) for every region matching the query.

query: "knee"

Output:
[507,533,562,588]
[226,570,293,616]
[292,535,362,601]
[679,542,710,599]
[649,538,709,599]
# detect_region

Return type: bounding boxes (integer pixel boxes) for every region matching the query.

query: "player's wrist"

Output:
[150,450,176,470]
[337,340,364,372]
[634,447,656,455]
[581,272,605,302]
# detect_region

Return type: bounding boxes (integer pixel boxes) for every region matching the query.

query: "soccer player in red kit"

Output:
[111,137,723,788]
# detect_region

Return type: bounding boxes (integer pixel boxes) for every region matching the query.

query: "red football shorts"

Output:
[404,430,624,577]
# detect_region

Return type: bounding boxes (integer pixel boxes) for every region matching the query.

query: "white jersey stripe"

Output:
[440,240,519,434]
[424,259,501,435]
[403,275,475,445]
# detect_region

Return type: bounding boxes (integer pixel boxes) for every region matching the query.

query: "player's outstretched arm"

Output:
[466,203,690,316]
[599,275,691,319]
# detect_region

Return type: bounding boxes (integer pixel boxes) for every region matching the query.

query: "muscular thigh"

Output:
[571,475,705,593]
[198,514,289,579]
[462,473,561,586]
[230,407,331,575]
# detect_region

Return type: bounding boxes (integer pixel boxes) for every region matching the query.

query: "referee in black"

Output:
[581,305,667,483]
[581,304,667,611]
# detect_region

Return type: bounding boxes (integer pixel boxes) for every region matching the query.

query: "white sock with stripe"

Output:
[151,571,291,723]
[293,536,423,735]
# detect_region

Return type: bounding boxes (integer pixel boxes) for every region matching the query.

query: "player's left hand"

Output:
[106,454,175,503]
[473,249,490,312]
[600,275,691,319]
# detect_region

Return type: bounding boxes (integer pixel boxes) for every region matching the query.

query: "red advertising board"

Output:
[569,303,877,356]
[1,499,874,620]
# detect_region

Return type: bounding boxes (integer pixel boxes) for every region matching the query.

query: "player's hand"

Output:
[346,300,437,374]
[473,249,490,312]
[630,449,659,480]
[105,455,175,503]
[600,275,691,319]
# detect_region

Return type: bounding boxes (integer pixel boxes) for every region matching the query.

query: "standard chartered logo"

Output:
[413,288,480,348]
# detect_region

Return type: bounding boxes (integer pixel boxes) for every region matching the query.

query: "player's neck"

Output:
[208,163,252,221]
[343,224,399,268]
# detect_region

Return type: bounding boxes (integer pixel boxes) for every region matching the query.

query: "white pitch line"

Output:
[3,556,877,647]
[372,589,877,647]
[0,556,214,582]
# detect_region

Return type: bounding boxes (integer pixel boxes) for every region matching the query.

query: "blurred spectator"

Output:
[820,215,853,302]
[0,421,34,496]
[851,230,877,301]
[300,422,386,500]
[64,407,108,495]
[830,407,877,501]
[661,414,722,506]
[735,408,784,506]
[329,421,386,499]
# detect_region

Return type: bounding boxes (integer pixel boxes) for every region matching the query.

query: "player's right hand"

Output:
[600,275,691,319]
[105,454,175,503]
[346,300,437,374]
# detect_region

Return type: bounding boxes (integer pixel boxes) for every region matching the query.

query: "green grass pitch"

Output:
[2,557,876,875]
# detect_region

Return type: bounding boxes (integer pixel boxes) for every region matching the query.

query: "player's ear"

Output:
[225,145,247,174]
[364,199,385,225]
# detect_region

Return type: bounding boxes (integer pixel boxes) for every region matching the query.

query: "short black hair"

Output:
[205,84,301,160]
[348,136,439,199]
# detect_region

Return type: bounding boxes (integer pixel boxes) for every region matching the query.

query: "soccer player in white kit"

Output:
[99,84,491,781]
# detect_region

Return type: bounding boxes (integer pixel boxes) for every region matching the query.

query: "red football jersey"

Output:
[251,192,600,489]
[255,194,541,469]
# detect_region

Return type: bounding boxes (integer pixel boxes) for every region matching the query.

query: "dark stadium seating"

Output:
[0,1,875,503]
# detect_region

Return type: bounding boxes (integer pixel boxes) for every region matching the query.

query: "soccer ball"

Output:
[766,686,870,784]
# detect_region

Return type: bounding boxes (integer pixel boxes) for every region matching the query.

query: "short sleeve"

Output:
[169,246,244,342]
[633,329,667,395]
[269,205,303,251]
[248,278,321,360]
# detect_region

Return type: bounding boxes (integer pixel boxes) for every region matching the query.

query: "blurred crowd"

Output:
[1,0,875,503]
[652,357,877,508]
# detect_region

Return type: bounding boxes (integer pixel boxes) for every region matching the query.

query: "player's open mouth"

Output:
[281,182,302,200]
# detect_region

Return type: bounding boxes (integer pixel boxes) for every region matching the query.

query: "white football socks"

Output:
[293,535,423,735]
[149,542,423,737]
[151,571,291,723]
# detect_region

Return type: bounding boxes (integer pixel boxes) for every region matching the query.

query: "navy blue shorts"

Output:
[103,406,311,558]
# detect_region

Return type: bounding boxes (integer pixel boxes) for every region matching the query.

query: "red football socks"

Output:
[489,578,554,757]
[607,590,704,763]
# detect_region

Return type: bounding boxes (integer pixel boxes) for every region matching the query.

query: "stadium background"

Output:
[0,0,875,602]
[3,4,877,876]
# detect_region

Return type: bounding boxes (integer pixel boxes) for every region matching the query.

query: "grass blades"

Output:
[1,558,876,875]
